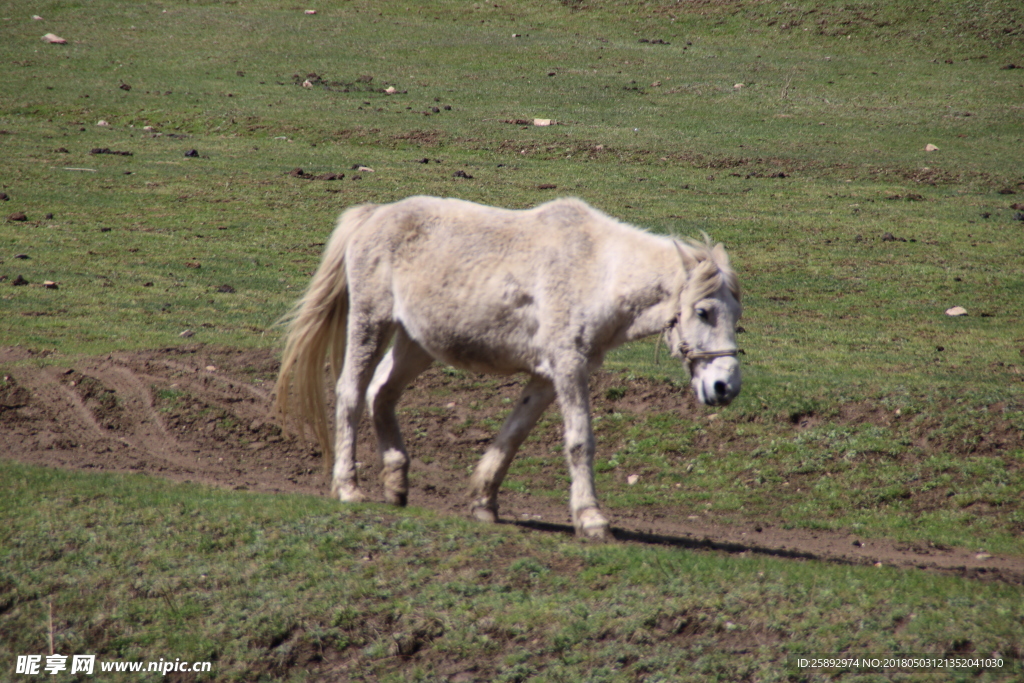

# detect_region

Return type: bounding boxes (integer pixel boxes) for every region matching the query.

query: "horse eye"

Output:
[696,308,710,322]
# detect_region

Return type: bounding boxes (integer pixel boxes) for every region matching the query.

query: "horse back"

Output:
[344,196,635,374]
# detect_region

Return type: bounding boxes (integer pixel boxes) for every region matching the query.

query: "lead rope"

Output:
[655,315,680,366]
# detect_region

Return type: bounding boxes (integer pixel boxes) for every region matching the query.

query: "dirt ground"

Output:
[2,344,1021,584]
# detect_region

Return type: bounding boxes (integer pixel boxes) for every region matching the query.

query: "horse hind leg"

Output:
[469,375,555,523]
[331,321,395,503]
[367,329,434,506]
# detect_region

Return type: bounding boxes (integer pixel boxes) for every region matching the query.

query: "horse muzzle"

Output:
[689,353,742,406]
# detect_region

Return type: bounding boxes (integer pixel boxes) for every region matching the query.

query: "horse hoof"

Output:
[331,484,367,503]
[471,505,499,524]
[384,490,408,507]
[578,523,612,541]
[576,509,611,541]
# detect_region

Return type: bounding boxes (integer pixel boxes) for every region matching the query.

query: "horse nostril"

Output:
[713,380,728,397]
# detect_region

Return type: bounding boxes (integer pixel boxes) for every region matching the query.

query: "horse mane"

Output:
[533,199,739,310]
[675,236,741,305]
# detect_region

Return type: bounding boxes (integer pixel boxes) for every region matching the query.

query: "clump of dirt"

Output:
[287,168,345,181]
[0,373,31,411]
[1,344,1022,584]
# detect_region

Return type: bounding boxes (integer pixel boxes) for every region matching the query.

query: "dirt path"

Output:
[2,344,1021,584]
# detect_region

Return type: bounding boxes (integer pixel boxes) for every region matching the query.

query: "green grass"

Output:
[485,382,1024,555]
[3,0,1022,394]
[2,0,1024,679]
[2,461,1021,682]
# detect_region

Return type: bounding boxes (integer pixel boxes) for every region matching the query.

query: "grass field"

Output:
[2,461,1021,682]
[2,0,1023,680]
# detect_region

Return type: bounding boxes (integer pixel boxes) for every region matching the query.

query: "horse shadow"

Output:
[507,519,827,565]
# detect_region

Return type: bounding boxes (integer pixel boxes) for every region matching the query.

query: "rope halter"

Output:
[677,343,744,372]
[660,315,744,372]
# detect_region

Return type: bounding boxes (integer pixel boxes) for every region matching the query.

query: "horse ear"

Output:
[672,240,699,273]
[711,242,730,269]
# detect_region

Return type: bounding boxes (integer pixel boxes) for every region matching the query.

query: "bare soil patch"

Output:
[2,345,1021,584]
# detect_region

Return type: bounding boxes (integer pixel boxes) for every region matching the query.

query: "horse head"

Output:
[665,239,743,407]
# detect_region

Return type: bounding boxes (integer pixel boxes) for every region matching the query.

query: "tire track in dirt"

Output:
[2,345,1022,584]
[91,360,198,470]
[48,369,120,444]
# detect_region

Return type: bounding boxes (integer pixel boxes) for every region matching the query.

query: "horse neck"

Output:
[615,233,687,342]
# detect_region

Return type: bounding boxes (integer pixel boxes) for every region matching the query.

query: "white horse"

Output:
[274,196,742,539]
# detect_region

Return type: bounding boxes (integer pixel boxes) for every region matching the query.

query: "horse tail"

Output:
[273,203,379,471]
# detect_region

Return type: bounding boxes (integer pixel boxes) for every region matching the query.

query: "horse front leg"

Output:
[555,371,610,540]
[468,375,555,523]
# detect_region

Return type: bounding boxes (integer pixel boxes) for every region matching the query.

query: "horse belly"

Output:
[395,272,543,375]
